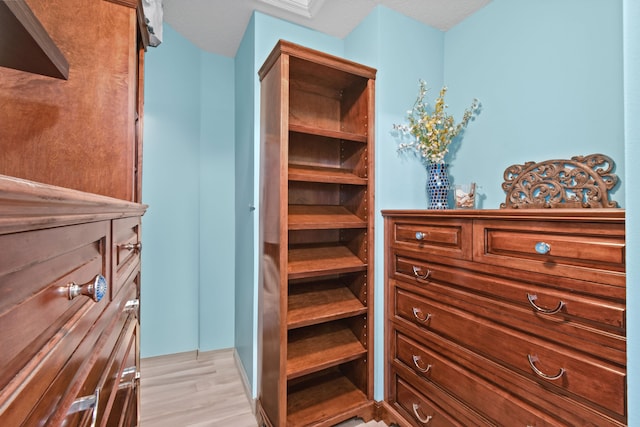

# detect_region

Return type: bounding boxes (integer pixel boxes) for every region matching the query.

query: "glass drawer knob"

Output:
[415,231,425,240]
[67,274,107,302]
[535,241,550,254]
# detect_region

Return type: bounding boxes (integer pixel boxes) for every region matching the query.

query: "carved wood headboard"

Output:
[500,153,618,209]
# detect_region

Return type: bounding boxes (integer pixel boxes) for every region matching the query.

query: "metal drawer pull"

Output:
[412,265,431,280]
[415,231,426,240]
[412,355,432,373]
[527,354,565,381]
[412,403,433,424]
[66,274,107,302]
[124,299,140,311]
[67,388,99,427]
[527,293,564,315]
[534,241,551,254]
[119,367,141,389]
[120,242,142,252]
[412,307,431,323]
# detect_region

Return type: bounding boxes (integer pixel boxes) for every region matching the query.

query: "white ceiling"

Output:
[162,0,492,57]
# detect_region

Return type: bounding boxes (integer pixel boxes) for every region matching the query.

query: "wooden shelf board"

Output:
[287,369,369,426]
[287,322,366,379]
[288,281,367,329]
[0,0,69,79]
[288,205,366,230]
[289,123,367,143]
[288,164,367,185]
[288,245,366,279]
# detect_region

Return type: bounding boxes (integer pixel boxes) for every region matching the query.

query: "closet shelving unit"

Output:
[258,40,376,427]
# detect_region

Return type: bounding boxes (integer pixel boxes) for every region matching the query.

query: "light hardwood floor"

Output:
[140,349,388,427]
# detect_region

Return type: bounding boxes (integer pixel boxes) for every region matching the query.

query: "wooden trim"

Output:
[0,175,147,234]
[0,0,69,79]
[381,208,625,221]
[258,39,377,81]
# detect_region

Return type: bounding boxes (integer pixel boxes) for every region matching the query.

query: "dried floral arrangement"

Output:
[393,80,480,164]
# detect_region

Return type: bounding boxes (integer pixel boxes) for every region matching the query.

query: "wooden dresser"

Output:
[0,176,146,425]
[0,0,148,425]
[382,209,626,426]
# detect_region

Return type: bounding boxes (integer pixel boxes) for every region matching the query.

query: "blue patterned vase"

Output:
[426,163,450,209]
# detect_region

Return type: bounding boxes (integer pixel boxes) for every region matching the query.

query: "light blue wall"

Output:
[199,52,236,351]
[142,25,201,357]
[141,25,235,357]
[624,0,639,423]
[444,0,624,208]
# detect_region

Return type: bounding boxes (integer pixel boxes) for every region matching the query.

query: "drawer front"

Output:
[113,216,142,299]
[394,331,564,426]
[24,280,138,426]
[391,372,478,427]
[394,252,626,335]
[473,220,625,287]
[394,286,626,417]
[391,219,472,260]
[0,221,111,426]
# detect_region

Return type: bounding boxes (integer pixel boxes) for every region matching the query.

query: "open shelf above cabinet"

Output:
[0,0,69,79]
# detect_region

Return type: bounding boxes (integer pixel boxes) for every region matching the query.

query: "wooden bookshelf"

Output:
[258,40,376,427]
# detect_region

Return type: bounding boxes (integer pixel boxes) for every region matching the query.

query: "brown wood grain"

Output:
[0,0,142,201]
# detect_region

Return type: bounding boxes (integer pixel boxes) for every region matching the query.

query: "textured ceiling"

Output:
[162,0,491,57]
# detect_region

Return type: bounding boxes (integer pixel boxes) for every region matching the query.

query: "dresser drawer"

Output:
[393,252,626,334]
[0,221,111,426]
[473,219,625,287]
[394,286,626,417]
[390,218,472,260]
[391,372,482,427]
[394,332,558,426]
[113,216,142,299]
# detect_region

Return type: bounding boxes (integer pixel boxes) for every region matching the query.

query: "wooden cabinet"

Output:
[382,210,626,426]
[257,40,376,427]
[0,0,148,425]
[0,176,146,426]
[0,0,147,202]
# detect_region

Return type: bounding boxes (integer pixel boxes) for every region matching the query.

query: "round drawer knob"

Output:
[534,241,551,254]
[67,274,107,302]
[415,231,425,240]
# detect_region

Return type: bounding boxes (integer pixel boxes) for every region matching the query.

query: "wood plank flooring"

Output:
[140,349,388,427]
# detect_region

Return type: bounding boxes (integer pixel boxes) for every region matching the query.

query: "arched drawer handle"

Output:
[412,265,431,280]
[68,388,99,427]
[527,354,565,381]
[535,241,551,254]
[120,242,142,252]
[415,231,426,240]
[527,293,565,315]
[66,274,107,302]
[412,307,431,323]
[412,355,432,373]
[412,403,433,424]
[124,299,140,312]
